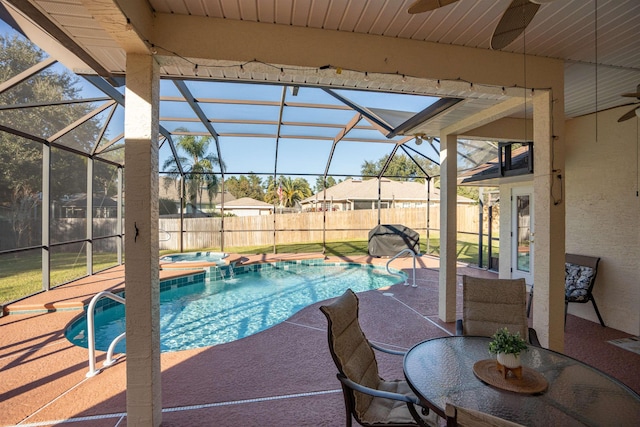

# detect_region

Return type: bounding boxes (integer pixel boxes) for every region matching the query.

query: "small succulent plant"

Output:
[488,327,528,356]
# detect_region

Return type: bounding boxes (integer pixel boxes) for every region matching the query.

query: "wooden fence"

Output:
[158,205,483,251]
[1,204,493,253]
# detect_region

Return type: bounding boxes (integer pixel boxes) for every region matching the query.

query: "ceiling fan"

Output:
[618,85,640,122]
[408,0,557,50]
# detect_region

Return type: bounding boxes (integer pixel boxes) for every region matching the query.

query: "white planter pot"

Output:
[497,352,521,369]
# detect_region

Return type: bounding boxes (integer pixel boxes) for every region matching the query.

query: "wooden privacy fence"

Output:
[159,205,482,251]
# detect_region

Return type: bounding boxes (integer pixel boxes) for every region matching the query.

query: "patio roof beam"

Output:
[378,144,401,179]
[83,75,174,144]
[0,56,56,94]
[322,88,394,134]
[442,96,525,136]
[324,113,362,177]
[386,97,464,138]
[172,81,223,179]
[95,132,124,155]
[92,104,117,156]
[161,96,353,111]
[0,97,112,110]
[273,86,287,177]
[48,100,116,143]
[401,142,440,166]
[6,0,115,82]
[399,144,433,179]
[172,81,220,143]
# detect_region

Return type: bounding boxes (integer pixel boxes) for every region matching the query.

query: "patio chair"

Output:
[456,276,540,347]
[445,403,526,427]
[565,253,605,327]
[319,289,439,427]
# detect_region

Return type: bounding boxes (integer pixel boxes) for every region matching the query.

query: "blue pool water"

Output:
[65,260,406,353]
[160,251,228,265]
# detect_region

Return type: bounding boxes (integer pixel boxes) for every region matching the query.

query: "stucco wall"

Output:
[564,107,639,335]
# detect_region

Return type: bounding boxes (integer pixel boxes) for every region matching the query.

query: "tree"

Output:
[264,176,312,207]
[314,176,337,193]
[162,131,225,210]
[225,173,264,201]
[0,35,103,247]
[360,154,438,182]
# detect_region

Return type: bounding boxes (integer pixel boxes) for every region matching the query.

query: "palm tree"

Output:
[279,176,312,208]
[162,131,225,212]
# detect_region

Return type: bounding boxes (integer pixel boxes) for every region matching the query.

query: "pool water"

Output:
[160,251,228,265]
[66,261,406,353]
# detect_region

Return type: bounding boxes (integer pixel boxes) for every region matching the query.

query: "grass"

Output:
[3,234,499,305]
[0,252,119,305]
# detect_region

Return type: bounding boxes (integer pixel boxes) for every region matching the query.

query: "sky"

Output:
[1,17,446,184]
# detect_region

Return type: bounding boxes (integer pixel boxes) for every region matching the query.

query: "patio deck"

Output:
[1,254,638,426]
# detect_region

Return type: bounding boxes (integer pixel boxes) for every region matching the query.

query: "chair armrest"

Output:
[528,328,541,347]
[369,341,406,356]
[455,319,463,336]
[337,375,420,405]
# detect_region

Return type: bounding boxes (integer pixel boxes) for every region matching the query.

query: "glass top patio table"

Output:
[403,336,640,426]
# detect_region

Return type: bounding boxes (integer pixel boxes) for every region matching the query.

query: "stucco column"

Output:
[439,133,457,321]
[124,53,161,426]
[532,89,565,351]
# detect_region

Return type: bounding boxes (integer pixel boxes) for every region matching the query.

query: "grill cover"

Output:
[368,224,420,257]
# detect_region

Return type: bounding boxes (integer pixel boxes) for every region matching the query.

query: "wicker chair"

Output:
[456,276,540,347]
[319,289,439,427]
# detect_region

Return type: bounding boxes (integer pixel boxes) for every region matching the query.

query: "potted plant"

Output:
[488,327,528,370]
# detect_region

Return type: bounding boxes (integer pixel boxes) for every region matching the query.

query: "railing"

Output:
[386,248,418,288]
[86,291,126,377]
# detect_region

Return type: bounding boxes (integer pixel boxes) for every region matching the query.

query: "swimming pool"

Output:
[65,260,407,353]
[160,251,228,265]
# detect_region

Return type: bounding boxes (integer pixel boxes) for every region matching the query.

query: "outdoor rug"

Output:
[608,336,640,355]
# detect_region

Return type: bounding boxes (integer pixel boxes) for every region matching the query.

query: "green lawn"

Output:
[3,234,498,305]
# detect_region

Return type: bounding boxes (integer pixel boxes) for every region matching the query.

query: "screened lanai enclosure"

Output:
[0,25,504,306]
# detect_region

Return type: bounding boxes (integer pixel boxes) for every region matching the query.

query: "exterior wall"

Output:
[498,107,639,335]
[498,183,517,280]
[564,107,640,335]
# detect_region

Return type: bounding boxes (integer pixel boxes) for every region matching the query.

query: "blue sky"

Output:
[1,18,443,183]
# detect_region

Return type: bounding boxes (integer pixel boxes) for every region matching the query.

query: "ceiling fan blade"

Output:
[621,92,640,98]
[617,107,639,123]
[408,0,459,14]
[491,0,541,50]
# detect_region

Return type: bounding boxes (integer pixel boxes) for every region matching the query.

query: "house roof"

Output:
[159,177,236,204]
[302,178,474,204]
[459,145,532,187]
[223,197,274,209]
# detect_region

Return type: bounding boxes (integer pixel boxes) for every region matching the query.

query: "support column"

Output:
[439,133,458,322]
[532,89,565,351]
[124,53,161,426]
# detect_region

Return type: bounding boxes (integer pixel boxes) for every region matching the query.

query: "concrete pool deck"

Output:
[1,254,638,426]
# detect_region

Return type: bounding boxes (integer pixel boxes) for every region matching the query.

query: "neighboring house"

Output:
[58,194,118,219]
[300,177,475,212]
[220,197,275,216]
[159,177,236,215]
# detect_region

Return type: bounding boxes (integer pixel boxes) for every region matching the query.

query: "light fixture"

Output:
[415,133,425,145]
[364,72,370,81]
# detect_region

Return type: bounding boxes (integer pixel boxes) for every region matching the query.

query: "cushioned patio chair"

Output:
[445,403,526,427]
[320,289,439,427]
[456,276,540,347]
[565,253,604,327]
